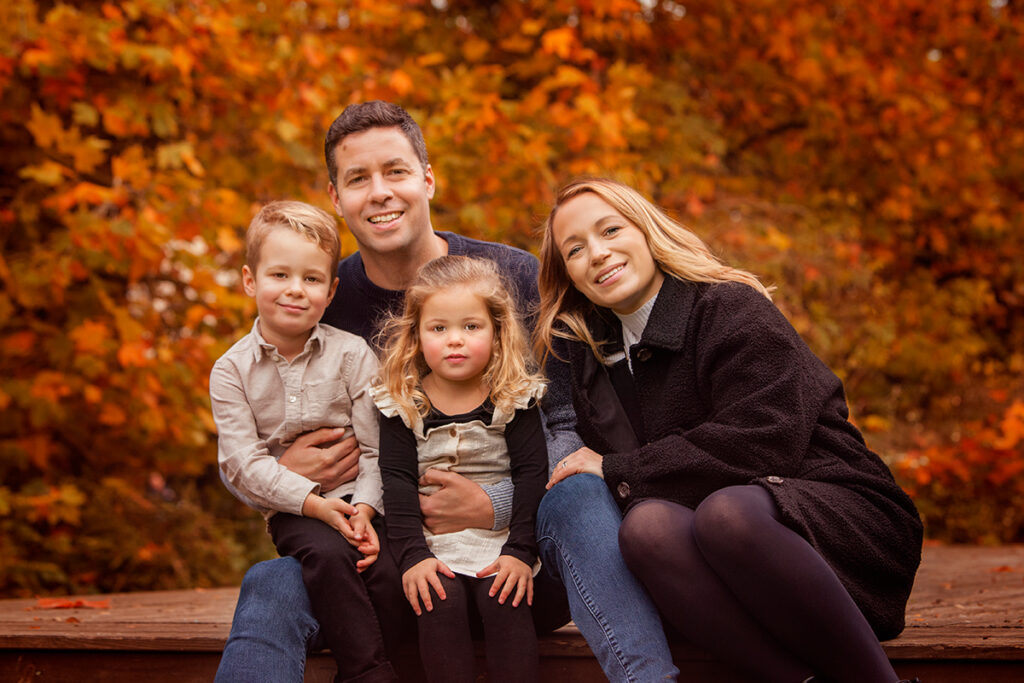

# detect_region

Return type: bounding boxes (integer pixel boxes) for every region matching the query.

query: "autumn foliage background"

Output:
[2,0,1023,597]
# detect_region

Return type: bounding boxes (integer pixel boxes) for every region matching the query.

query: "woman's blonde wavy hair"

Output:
[377,255,544,419]
[534,178,773,364]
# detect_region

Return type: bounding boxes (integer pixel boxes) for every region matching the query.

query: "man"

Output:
[215,102,573,682]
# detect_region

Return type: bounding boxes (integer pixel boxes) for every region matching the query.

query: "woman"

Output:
[534,178,923,683]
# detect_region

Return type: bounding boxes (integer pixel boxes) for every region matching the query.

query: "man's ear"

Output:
[424,164,436,200]
[327,181,341,214]
[241,265,257,297]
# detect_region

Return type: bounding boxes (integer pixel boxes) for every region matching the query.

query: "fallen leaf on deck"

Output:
[32,598,111,610]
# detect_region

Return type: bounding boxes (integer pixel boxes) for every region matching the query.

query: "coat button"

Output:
[766,476,784,484]
[449,427,457,437]
[617,482,631,498]
[636,348,652,362]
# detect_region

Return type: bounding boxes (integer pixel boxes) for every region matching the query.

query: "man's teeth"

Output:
[597,265,624,283]
[368,212,401,224]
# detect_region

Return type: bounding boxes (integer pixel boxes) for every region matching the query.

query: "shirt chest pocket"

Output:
[300,379,350,431]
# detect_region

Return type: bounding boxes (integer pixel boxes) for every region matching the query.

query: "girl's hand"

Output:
[349,504,379,572]
[476,555,533,607]
[546,447,604,489]
[402,558,455,616]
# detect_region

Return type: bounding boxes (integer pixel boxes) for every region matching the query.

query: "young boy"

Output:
[210,200,404,682]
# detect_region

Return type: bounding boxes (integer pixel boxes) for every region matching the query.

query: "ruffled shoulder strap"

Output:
[491,377,547,426]
[370,383,424,436]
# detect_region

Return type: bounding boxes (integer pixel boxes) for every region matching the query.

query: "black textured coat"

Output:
[565,276,923,640]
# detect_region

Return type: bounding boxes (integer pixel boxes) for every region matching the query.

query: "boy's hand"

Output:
[280,428,360,491]
[349,503,379,572]
[302,494,357,540]
[477,555,533,608]
[402,558,455,616]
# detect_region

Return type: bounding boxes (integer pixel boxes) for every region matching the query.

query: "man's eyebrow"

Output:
[341,165,368,181]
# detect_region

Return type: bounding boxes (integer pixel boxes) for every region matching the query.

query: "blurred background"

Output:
[2,0,1022,598]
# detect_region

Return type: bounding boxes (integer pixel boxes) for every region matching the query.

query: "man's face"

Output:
[327,126,435,258]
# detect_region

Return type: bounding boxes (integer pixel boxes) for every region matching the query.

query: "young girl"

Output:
[372,255,548,683]
[535,178,923,683]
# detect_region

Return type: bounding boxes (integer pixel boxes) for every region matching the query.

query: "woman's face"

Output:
[551,192,664,314]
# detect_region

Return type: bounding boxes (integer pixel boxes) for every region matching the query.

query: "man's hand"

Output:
[418,468,494,534]
[279,427,360,491]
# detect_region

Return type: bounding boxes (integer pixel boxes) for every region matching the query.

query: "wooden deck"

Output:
[1,544,1021,682]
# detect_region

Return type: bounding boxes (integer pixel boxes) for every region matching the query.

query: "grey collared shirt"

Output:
[210,320,382,519]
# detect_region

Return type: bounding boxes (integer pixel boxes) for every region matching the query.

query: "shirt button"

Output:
[448,427,457,437]
[636,348,652,362]
[447,456,457,464]
[766,476,784,484]
[288,395,297,403]
[617,482,631,498]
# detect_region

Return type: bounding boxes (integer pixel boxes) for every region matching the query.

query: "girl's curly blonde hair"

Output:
[377,255,544,419]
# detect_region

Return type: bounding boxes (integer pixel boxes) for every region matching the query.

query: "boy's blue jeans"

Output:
[215,474,676,683]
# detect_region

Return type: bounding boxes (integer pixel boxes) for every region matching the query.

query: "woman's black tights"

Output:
[416,573,538,683]
[619,486,898,683]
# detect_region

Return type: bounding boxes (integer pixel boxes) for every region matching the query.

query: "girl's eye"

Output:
[465,323,479,331]
[566,245,582,259]
[604,226,621,237]
[432,325,445,332]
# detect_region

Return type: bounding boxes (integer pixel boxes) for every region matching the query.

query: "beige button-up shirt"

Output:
[210,320,382,519]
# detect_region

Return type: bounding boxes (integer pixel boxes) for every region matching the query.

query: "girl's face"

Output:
[551,192,664,314]
[418,285,495,387]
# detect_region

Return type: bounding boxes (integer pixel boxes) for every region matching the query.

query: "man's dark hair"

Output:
[324,101,429,187]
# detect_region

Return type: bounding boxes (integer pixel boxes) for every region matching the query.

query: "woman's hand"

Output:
[547,447,604,489]
[402,558,455,616]
[476,555,533,607]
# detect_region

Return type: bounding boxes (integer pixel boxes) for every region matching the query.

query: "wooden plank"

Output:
[0,544,1021,682]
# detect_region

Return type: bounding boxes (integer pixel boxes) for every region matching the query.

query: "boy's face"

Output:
[327,126,435,259]
[242,227,338,352]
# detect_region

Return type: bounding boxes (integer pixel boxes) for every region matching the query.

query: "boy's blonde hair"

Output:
[535,178,773,364]
[378,255,544,419]
[245,201,341,276]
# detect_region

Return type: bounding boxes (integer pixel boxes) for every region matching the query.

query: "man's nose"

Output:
[368,174,393,203]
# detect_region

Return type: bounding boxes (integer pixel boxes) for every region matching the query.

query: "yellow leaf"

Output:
[26,103,64,149]
[70,319,112,355]
[389,69,414,96]
[19,161,67,186]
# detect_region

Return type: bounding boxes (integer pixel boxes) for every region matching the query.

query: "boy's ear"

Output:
[327,276,339,303]
[241,265,257,297]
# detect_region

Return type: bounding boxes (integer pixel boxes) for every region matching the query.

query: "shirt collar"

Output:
[250,318,325,361]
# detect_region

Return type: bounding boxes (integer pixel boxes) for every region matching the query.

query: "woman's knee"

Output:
[618,499,694,573]
[692,485,778,558]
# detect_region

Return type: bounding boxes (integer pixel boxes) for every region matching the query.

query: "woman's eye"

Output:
[605,226,621,236]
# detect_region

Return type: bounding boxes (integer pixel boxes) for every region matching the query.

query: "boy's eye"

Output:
[305,276,322,283]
